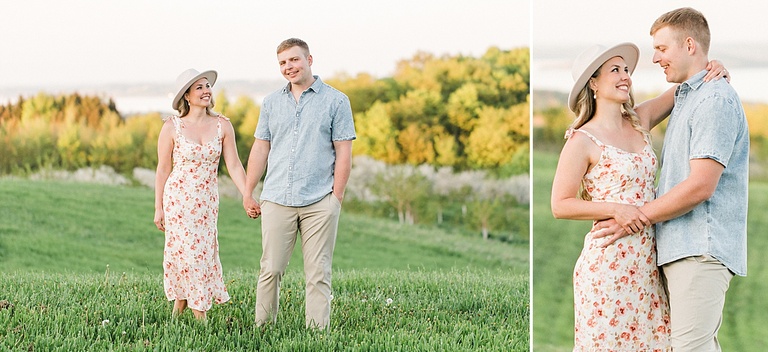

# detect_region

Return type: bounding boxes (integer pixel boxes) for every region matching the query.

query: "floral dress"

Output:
[569,129,670,351]
[162,115,230,311]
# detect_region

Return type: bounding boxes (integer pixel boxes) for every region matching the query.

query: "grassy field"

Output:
[0,179,528,351]
[532,150,768,351]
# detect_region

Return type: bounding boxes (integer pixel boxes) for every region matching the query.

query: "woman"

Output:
[153,68,249,320]
[550,43,728,350]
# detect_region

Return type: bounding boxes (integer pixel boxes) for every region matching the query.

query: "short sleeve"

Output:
[689,93,741,167]
[331,94,356,141]
[254,98,271,141]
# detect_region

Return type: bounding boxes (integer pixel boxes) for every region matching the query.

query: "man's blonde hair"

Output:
[277,38,310,56]
[650,7,711,54]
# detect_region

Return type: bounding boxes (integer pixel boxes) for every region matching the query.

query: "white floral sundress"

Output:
[162,115,230,311]
[568,129,670,351]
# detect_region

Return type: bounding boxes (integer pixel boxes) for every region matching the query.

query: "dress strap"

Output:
[216,115,229,139]
[569,129,605,147]
[170,115,183,137]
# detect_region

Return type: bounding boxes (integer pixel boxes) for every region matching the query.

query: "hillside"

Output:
[0,179,528,274]
[0,179,529,351]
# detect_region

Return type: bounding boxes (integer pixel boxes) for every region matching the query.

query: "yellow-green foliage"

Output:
[1,47,529,176]
[0,93,161,174]
[533,95,768,179]
[328,46,530,171]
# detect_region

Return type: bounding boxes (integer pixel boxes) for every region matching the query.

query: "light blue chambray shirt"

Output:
[656,69,749,276]
[254,76,356,207]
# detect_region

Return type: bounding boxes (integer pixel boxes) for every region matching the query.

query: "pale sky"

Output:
[532,0,768,103]
[1,0,530,89]
[534,0,768,48]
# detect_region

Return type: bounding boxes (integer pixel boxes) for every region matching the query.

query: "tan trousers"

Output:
[662,255,734,352]
[255,193,341,329]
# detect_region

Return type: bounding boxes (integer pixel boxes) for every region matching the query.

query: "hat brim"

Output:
[568,43,639,112]
[172,70,218,111]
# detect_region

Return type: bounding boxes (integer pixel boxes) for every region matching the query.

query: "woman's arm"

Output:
[550,131,650,234]
[154,119,175,232]
[635,85,676,130]
[220,118,248,198]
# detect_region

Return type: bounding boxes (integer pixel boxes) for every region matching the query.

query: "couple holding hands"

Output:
[153,38,355,330]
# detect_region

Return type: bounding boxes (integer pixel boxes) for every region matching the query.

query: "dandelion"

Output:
[386,298,393,305]
[329,294,334,301]
[101,319,110,327]
[122,331,127,336]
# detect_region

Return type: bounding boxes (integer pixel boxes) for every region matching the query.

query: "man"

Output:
[595,7,749,351]
[243,38,356,329]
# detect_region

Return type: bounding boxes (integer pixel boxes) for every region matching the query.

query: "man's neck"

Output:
[290,76,316,94]
[683,56,710,82]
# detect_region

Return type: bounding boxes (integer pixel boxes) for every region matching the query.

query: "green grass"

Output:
[0,179,528,351]
[532,149,768,351]
[0,270,527,351]
[0,179,527,274]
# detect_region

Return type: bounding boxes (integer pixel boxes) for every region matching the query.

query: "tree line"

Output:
[0,46,530,240]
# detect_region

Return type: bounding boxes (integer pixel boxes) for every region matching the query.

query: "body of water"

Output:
[0,93,267,116]
[533,64,768,104]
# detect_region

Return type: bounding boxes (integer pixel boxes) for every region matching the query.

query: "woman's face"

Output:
[184,78,213,108]
[590,56,632,105]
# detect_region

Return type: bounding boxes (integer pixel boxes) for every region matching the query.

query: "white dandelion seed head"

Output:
[101,319,110,326]
[329,294,334,301]
[386,298,393,305]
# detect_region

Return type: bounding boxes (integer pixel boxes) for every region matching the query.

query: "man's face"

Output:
[277,46,313,86]
[652,26,693,84]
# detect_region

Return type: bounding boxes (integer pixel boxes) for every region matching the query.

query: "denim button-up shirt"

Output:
[656,70,749,276]
[255,76,356,207]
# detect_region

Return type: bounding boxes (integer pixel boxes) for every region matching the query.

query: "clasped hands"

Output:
[243,196,261,219]
[591,204,651,247]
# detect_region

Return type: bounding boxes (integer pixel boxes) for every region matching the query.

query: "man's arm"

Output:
[641,158,723,223]
[243,139,270,218]
[594,158,724,246]
[331,140,353,203]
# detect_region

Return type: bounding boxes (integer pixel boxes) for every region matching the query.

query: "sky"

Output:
[532,0,768,103]
[1,0,530,89]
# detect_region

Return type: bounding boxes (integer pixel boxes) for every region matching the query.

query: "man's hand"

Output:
[243,197,261,219]
[612,204,651,235]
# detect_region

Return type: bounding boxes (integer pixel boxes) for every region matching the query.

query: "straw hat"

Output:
[171,68,217,111]
[568,43,639,112]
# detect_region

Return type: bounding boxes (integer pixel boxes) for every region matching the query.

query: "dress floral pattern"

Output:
[162,115,230,311]
[568,129,670,351]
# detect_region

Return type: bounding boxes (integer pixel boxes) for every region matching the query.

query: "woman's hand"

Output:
[243,196,261,219]
[154,208,165,232]
[591,219,627,247]
[704,59,730,83]
[611,204,651,235]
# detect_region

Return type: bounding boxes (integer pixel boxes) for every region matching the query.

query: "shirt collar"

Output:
[681,69,708,91]
[281,75,323,94]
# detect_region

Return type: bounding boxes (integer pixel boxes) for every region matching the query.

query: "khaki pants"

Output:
[255,193,341,329]
[662,255,734,352]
